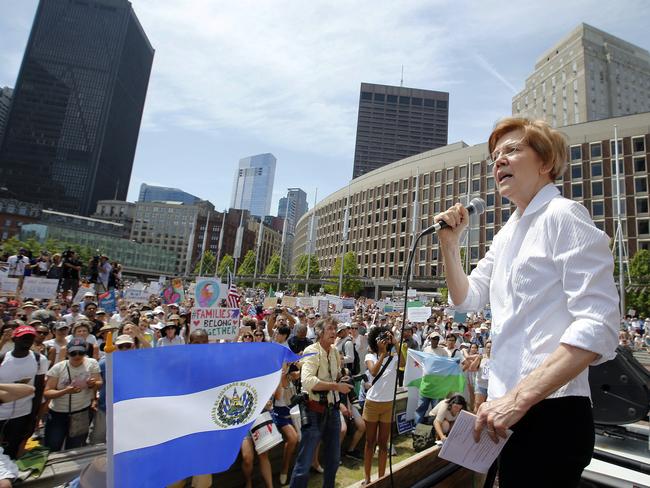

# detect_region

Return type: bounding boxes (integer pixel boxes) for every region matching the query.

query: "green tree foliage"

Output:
[324,251,363,296]
[1,236,95,275]
[193,250,217,276]
[259,253,281,292]
[626,249,650,316]
[291,254,320,293]
[217,254,234,281]
[237,250,257,287]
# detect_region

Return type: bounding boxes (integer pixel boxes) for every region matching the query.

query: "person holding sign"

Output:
[435,117,619,486]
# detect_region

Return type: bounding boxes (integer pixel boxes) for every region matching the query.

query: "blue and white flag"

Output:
[110,343,300,487]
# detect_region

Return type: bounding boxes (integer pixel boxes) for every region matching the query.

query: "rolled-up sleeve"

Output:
[300,350,320,394]
[552,204,620,365]
[449,245,495,312]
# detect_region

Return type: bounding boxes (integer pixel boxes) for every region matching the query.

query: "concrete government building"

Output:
[292,112,650,289]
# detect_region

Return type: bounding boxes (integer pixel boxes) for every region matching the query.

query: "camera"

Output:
[378,331,393,351]
[340,369,368,404]
[289,392,310,428]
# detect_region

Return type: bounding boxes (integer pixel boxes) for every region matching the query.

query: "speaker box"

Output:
[589,346,650,425]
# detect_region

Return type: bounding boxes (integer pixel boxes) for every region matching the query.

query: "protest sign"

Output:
[318,299,329,317]
[162,278,184,304]
[407,306,432,322]
[0,276,19,295]
[264,297,280,309]
[325,294,343,312]
[407,288,417,298]
[194,277,227,308]
[21,277,58,299]
[148,281,162,297]
[99,290,117,314]
[331,312,351,323]
[342,298,355,310]
[124,288,151,304]
[453,311,467,323]
[279,296,297,308]
[296,297,316,309]
[190,307,241,342]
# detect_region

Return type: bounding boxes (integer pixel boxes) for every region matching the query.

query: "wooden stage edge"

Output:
[347,445,486,488]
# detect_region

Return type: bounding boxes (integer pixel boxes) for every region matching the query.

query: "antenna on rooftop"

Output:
[400,65,404,87]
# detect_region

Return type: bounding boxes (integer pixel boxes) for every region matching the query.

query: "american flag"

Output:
[227,271,241,309]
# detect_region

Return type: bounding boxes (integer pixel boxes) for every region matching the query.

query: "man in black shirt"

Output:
[61,251,81,298]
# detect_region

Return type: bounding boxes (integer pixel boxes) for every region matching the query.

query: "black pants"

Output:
[0,414,32,459]
[499,396,594,488]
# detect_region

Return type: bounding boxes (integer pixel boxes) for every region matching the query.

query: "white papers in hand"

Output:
[438,410,512,473]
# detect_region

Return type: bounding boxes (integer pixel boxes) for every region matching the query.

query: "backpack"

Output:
[340,337,360,375]
[412,418,435,452]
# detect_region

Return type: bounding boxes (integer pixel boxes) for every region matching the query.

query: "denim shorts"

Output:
[271,405,293,428]
[475,385,488,396]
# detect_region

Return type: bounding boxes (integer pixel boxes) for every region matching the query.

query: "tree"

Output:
[260,253,281,292]
[217,254,234,281]
[626,249,650,316]
[292,254,320,293]
[237,250,257,286]
[324,251,363,296]
[193,250,217,276]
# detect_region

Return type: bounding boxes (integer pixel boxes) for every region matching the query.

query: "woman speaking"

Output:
[435,117,619,487]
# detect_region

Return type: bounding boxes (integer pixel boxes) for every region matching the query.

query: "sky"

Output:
[1,0,649,214]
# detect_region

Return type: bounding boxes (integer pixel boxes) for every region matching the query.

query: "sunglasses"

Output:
[36,331,48,336]
[242,335,253,339]
[118,344,133,350]
[68,351,86,357]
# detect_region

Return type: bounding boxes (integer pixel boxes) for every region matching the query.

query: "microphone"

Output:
[422,197,487,236]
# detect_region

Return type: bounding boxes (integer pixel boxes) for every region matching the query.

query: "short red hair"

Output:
[488,117,568,180]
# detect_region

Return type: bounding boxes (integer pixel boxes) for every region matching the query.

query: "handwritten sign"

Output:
[407,306,432,323]
[318,299,329,317]
[190,307,241,342]
[21,277,59,299]
[194,277,227,308]
[123,288,152,303]
[297,297,316,308]
[0,276,19,295]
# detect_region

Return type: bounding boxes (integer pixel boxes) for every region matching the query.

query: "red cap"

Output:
[7,300,19,308]
[12,325,36,338]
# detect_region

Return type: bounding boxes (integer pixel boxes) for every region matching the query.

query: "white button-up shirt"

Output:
[452,184,619,401]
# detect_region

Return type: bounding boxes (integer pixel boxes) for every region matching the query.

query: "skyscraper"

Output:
[352,83,449,179]
[0,87,12,146]
[512,23,650,127]
[278,188,308,234]
[230,153,276,217]
[138,183,201,205]
[0,0,154,215]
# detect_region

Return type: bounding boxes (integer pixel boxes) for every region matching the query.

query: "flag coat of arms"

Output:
[403,349,466,420]
[110,343,300,487]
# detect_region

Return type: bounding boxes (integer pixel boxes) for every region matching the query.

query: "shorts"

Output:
[271,406,293,428]
[475,385,488,396]
[362,399,393,423]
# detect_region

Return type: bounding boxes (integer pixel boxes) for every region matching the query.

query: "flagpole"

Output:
[253,222,264,289]
[214,210,227,278]
[410,169,419,282]
[338,184,350,296]
[105,332,116,488]
[305,188,318,295]
[233,211,244,278]
[466,157,472,274]
[614,125,625,316]
[278,217,288,291]
[198,211,210,277]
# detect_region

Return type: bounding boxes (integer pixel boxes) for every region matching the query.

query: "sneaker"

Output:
[280,473,288,486]
[345,449,363,461]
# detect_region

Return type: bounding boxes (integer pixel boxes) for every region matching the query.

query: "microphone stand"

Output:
[387,222,438,488]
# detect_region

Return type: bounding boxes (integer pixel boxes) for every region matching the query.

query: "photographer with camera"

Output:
[289,318,353,488]
[60,250,81,298]
[362,326,399,486]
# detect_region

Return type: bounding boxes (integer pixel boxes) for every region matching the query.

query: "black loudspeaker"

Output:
[589,346,650,425]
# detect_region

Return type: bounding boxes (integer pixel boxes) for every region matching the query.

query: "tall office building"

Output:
[138,183,201,205]
[513,23,650,127]
[0,0,154,216]
[352,83,449,179]
[0,87,12,145]
[230,153,276,217]
[278,188,308,234]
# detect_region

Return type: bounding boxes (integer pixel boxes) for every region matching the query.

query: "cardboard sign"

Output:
[124,288,152,303]
[331,312,351,324]
[264,297,280,309]
[296,297,316,309]
[342,298,355,310]
[194,277,227,308]
[21,277,59,299]
[162,278,184,304]
[325,294,343,312]
[407,306,432,323]
[279,296,297,308]
[191,307,241,342]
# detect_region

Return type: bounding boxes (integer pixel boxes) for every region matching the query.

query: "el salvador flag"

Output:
[110,343,300,487]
